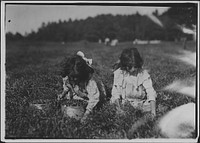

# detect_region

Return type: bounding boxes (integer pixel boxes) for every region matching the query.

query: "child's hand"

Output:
[74,85,79,93]
[151,111,156,118]
[57,94,63,100]
[81,110,90,123]
[116,107,125,115]
[80,116,87,124]
[145,112,156,121]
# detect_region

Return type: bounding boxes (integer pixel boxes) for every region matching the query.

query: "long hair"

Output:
[113,47,143,73]
[60,54,94,87]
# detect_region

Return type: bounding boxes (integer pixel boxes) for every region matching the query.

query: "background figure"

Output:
[104,38,110,46]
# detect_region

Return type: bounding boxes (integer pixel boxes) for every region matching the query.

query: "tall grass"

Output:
[5,41,196,139]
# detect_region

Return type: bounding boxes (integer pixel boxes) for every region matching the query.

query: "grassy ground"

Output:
[5,40,196,139]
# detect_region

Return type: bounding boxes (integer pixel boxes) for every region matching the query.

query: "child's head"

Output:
[61,54,94,85]
[119,47,143,73]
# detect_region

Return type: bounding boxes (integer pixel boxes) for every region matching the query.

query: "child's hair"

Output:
[60,54,94,85]
[113,47,143,72]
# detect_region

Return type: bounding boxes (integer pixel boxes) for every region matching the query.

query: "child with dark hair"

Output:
[58,51,100,122]
[111,47,157,117]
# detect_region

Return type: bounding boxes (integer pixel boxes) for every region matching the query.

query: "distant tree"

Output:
[163,6,197,27]
[25,30,36,41]
[6,32,24,41]
[9,6,196,42]
[6,32,15,41]
[160,5,197,41]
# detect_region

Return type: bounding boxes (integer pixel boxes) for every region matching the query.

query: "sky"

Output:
[5,4,170,35]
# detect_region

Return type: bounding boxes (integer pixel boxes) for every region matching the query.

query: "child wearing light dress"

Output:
[111,47,157,116]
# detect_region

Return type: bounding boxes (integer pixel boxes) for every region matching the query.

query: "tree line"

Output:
[6,6,197,42]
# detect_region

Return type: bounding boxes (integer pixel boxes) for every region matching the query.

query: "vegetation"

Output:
[5,40,196,139]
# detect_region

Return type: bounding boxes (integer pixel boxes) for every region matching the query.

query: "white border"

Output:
[197,0,200,141]
[1,139,199,143]
[1,0,6,142]
[1,1,199,143]
[2,1,200,4]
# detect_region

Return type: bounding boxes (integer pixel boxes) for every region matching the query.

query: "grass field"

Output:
[5,40,196,139]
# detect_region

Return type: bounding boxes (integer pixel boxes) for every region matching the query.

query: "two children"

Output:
[59,47,157,122]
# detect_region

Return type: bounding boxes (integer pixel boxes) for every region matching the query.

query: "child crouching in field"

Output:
[111,47,157,134]
[58,51,101,123]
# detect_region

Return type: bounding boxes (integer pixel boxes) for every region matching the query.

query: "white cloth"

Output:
[77,51,92,66]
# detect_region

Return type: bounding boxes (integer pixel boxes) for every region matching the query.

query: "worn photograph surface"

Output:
[1,1,198,142]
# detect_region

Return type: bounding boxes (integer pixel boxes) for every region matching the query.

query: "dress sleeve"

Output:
[86,80,100,112]
[141,70,157,102]
[111,69,123,103]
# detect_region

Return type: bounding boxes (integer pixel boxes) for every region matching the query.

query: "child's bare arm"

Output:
[81,80,99,123]
[150,100,156,116]
[62,89,69,96]
[58,76,71,100]
[114,98,122,109]
[142,70,157,116]
[76,90,89,100]
[58,88,70,100]
[74,86,89,100]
